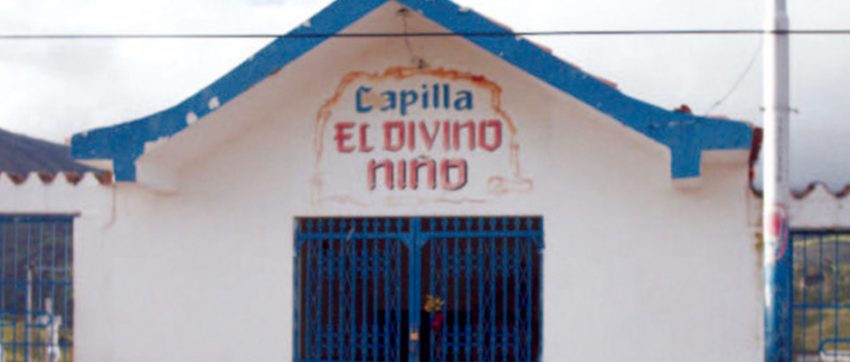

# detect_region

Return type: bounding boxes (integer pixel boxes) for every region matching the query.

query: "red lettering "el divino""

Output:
[334,120,502,153]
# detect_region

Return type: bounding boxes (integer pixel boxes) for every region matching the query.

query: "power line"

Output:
[1,29,850,40]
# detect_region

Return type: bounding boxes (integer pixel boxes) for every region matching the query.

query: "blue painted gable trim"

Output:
[396,0,751,178]
[72,0,752,181]
[71,0,386,181]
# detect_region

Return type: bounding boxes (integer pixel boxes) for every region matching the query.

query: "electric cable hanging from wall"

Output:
[398,7,428,69]
[703,37,764,116]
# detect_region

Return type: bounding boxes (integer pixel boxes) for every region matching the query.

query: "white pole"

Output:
[763,0,792,361]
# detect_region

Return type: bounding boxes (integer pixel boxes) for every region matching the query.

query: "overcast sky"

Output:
[0,0,848,190]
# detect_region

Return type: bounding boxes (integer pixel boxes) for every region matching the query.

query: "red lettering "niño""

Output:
[368,158,468,191]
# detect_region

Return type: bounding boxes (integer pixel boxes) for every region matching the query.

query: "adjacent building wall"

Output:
[0,172,113,360]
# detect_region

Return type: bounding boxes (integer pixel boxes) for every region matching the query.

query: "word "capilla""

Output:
[356,83,474,116]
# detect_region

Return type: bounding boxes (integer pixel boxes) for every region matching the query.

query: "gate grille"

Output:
[295,218,410,362]
[295,217,543,362]
[420,217,542,362]
[792,231,850,360]
[0,215,73,362]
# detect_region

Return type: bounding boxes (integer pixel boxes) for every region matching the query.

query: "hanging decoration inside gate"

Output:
[312,67,532,206]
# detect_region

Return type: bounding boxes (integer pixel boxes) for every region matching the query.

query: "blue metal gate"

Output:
[294,217,543,362]
[792,230,850,360]
[0,215,74,362]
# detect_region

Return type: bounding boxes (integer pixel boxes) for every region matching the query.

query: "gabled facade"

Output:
[60,1,761,361]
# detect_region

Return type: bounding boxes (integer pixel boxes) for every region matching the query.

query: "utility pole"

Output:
[763,0,792,361]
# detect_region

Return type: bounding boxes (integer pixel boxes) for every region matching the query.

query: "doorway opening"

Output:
[294,216,543,362]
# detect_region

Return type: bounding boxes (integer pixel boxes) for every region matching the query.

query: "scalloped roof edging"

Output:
[0,171,113,186]
[71,0,753,182]
[751,182,850,200]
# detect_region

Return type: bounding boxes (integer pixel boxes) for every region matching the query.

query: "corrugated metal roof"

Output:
[0,127,99,174]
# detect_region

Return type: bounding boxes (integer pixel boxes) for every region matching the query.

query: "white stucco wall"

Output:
[0,172,115,361]
[5,4,763,362]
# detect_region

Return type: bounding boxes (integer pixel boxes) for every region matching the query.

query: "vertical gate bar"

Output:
[364,237,370,361]
[440,236,448,362]
[835,234,839,357]
[800,233,808,354]
[12,220,18,361]
[426,232,432,362]
[384,223,390,361]
[409,218,421,362]
[514,235,520,359]
[0,221,4,353]
[336,234,342,360]
[443,235,448,362]
[351,225,358,361]
[362,225,368,361]
[38,222,44,361]
[51,222,58,360]
[513,236,520,360]
[317,221,325,360]
[457,237,472,361]
[484,226,495,362]
[393,236,402,362]
[37,222,42,360]
[25,221,31,362]
[429,219,435,362]
[308,235,316,358]
[441,234,446,362]
[343,223,352,361]
[381,235,390,361]
[476,222,485,362]
[369,236,375,362]
[342,220,351,361]
[351,220,358,361]
[316,232,323,359]
[373,224,381,361]
[499,237,510,360]
[64,221,71,337]
[463,232,471,361]
[0,221,5,359]
[39,221,45,351]
[356,236,363,362]
[525,235,535,361]
[537,233,543,361]
[450,235,457,360]
[293,222,300,361]
[299,238,315,360]
[387,234,393,362]
[1,221,5,346]
[490,219,497,362]
[819,233,825,359]
[522,219,531,361]
[427,228,434,362]
[329,220,337,359]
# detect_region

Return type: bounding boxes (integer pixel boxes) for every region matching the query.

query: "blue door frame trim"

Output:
[71,0,752,181]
